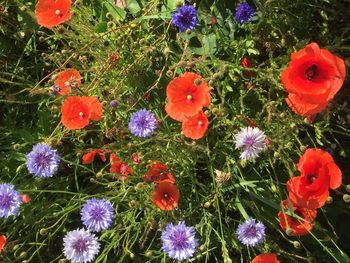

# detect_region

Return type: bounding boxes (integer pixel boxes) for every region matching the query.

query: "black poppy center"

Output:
[306,173,317,184]
[305,64,318,81]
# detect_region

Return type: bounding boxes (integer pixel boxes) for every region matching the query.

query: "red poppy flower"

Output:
[54,68,81,95]
[61,96,102,130]
[287,148,342,209]
[152,182,179,211]
[251,253,280,263]
[109,153,133,180]
[281,42,346,116]
[0,235,6,253]
[165,72,211,121]
[241,56,252,78]
[82,149,106,164]
[143,162,175,184]
[35,0,72,28]
[20,194,31,204]
[278,199,317,236]
[181,111,208,140]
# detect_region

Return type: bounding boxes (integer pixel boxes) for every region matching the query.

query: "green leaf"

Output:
[95,22,108,33]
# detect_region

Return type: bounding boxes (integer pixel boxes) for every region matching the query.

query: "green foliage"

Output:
[0,0,350,262]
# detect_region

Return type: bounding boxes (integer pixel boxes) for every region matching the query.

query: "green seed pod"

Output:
[343,194,350,203]
[299,145,307,152]
[326,196,333,204]
[286,142,293,148]
[346,184,350,192]
[39,228,48,236]
[293,241,301,249]
[285,228,294,236]
[106,12,113,20]
[199,244,206,251]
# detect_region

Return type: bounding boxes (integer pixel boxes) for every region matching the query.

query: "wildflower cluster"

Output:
[1,0,349,262]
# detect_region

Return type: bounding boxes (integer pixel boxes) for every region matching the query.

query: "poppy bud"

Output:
[134,182,144,191]
[346,184,350,192]
[290,123,297,129]
[326,196,333,204]
[210,17,217,25]
[286,142,293,148]
[270,184,277,192]
[299,145,307,152]
[185,29,192,35]
[203,201,211,208]
[18,251,27,259]
[106,12,113,19]
[166,70,173,77]
[343,194,350,203]
[39,228,48,236]
[129,252,135,259]
[145,251,153,258]
[12,245,20,251]
[293,241,301,249]
[163,47,171,55]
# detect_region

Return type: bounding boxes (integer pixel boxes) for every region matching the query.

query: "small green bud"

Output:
[203,201,211,208]
[240,159,247,168]
[18,252,27,259]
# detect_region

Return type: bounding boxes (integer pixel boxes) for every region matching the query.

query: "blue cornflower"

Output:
[171,5,198,32]
[81,198,114,232]
[26,143,60,178]
[161,221,198,261]
[235,2,255,24]
[0,183,22,218]
[63,228,100,263]
[236,218,265,247]
[128,109,157,138]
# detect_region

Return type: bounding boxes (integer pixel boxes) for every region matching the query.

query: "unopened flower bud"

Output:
[343,194,350,203]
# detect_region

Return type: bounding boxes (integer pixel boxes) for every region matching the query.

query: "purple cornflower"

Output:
[236,218,265,247]
[63,228,100,263]
[235,2,255,24]
[81,198,114,232]
[235,127,266,160]
[26,143,60,178]
[161,221,198,261]
[171,5,198,32]
[0,183,22,218]
[109,100,118,108]
[128,109,157,138]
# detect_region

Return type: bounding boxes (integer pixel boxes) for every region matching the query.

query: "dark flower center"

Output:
[244,225,258,237]
[179,12,192,25]
[172,231,187,249]
[35,153,50,169]
[244,137,255,147]
[73,238,87,253]
[90,207,105,220]
[306,173,317,184]
[305,64,318,81]
[0,194,13,208]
